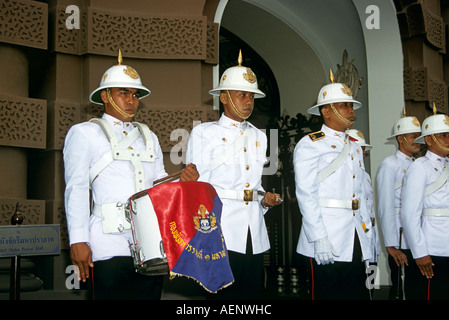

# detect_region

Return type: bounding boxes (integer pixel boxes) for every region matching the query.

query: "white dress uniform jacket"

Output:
[294,125,373,262]
[63,113,167,262]
[376,150,413,249]
[401,151,449,259]
[186,114,269,254]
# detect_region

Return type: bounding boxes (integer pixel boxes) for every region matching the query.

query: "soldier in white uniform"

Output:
[346,129,380,265]
[376,113,421,299]
[401,107,449,300]
[64,51,198,300]
[186,51,281,299]
[293,72,373,300]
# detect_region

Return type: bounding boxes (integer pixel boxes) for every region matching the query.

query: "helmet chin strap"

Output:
[106,88,135,118]
[403,136,420,153]
[431,134,449,152]
[226,90,252,120]
[330,103,354,126]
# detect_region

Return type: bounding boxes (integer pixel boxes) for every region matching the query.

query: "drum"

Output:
[127,190,169,276]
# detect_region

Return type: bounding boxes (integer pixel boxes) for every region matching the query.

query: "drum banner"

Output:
[146,181,234,293]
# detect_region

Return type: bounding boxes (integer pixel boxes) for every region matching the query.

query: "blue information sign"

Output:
[0,224,60,257]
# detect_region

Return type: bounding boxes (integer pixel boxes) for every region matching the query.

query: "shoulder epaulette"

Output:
[308,131,325,142]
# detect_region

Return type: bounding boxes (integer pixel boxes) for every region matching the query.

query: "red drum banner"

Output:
[146,181,234,293]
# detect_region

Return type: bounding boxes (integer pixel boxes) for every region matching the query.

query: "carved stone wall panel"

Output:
[421,2,446,52]
[0,95,47,149]
[411,67,428,100]
[398,1,446,52]
[54,3,88,55]
[206,109,220,122]
[47,101,83,150]
[0,199,45,225]
[403,67,414,99]
[403,66,448,112]
[87,8,207,60]
[206,22,219,64]
[0,0,48,50]
[398,2,425,38]
[54,5,216,61]
[428,76,448,113]
[135,107,207,152]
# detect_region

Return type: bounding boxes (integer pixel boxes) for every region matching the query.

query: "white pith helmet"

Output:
[89,49,151,105]
[387,109,421,140]
[415,104,449,144]
[307,69,361,116]
[346,129,372,150]
[208,50,265,98]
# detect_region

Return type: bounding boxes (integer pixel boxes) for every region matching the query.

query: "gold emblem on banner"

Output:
[194,205,217,234]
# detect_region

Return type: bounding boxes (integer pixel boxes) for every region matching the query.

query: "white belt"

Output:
[92,202,131,234]
[319,198,360,210]
[423,208,449,217]
[92,202,126,216]
[216,189,259,201]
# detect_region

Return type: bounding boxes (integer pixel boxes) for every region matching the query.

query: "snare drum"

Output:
[127,190,169,276]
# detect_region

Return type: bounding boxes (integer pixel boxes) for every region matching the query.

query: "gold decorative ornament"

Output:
[118,48,123,65]
[308,131,325,141]
[123,65,140,79]
[412,117,420,127]
[323,91,327,99]
[330,69,335,83]
[116,49,139,79]
[341,83,353,96]
[236,50,257,84]
[356,130,364,139]
[243,68,257,84]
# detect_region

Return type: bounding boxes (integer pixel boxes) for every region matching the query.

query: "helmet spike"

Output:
[402,106,406,117]
[330,69,335,83]
[118,49,123,65]
[238,49,243,66]
[433,102,437,115]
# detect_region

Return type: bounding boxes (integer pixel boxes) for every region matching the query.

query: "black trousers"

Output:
[210,232,265,300]
[301,233,370,300]
[404,255,449,300]
[89,256,164,300]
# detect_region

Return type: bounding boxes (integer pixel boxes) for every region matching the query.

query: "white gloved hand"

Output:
[314,237,338,265]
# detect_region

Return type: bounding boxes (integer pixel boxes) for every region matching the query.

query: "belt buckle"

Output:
[243,190,254,202]
[352,199,359,210]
